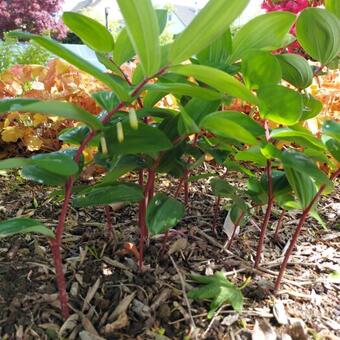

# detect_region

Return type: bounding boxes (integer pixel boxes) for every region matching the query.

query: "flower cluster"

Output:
[261,0,323,13]
[0,0,67,39]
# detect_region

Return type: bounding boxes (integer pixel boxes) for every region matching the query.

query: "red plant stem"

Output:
[50,68,168,319]
[273,209,285,240]
[184,169,189,205]
[174,176,185,197]
[226,212,244,250]
[147,169,156,201]
[274,168,339,291]
[212,196,221,234]
[139,160,159,269]
[254,160,274,268]
[104,206,113,234]
[50,242,69,319]
[254,120,273,268]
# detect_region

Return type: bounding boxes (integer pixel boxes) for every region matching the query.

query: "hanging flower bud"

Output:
[117,122,124,143]
[128,108,138,130]
[100,136,108,154]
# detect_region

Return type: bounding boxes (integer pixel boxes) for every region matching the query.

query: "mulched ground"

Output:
[0,169,339,340]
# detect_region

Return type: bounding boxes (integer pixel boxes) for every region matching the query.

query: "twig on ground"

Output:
[170,255,198,340]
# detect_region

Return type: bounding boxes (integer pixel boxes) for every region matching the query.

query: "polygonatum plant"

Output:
[0,0,339,319]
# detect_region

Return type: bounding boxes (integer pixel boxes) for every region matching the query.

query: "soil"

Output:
[0,170,339,340]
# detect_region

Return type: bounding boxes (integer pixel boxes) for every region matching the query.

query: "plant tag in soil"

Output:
[223,210,239,239]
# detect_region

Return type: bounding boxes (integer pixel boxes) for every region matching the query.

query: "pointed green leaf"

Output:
[301,94,323,121]
[323,136,340,162]
[270,127,325,150]
[211,178,236,197]
[73,183,143,207]
[145,82,222,101]
[296,8,340,65]
[146,193,185,235]
[0,218,54,238]
[62,12,114,53]
[170,64,258,104]
[228,11,295,63]
[104,123,172,156]
[242,50,282,89]
[322,120,340,141]
[0,99,102,130]
[236,146,267,166]
[0,153,78,176]
[282,150,333,190]
[276,53,313,89]
[188,272,243,318]
[197,29,232,67]
[200,111,264,145]
[284,167,317,209]
[117,0,160,76]
[169,0,249,64]
[7,31,129,101]
[258,85,303,125]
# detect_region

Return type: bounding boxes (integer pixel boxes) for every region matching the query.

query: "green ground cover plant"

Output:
[0,0,339,319]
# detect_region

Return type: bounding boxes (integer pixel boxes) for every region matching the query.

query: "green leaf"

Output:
[258,85,303,125]
[156,9,168,34]
[113,28,135,66]
[0,218,54,238]
[30,152,79,176]
[0,98,38,112]
[112,9,167,67]
[0,153,78,176]
[282,150,333,191]
[21,166,68,186]
[0,99,102,130]
[284,167,317,208]
[117,0,160,76]
[188,272,244,318]
[169,0,249,64]
[301,95,323,120]
[146,193,185,235]
[62,12,114,53]
[322,120,340,141]
[145,82,222,101]
[7,31,129,101]
[200,111,264,145]
[211,178,236,197]
[261,170,291,198]
[101,155,144,182]
[73,183,143,207]
[104,122,172,156]
[296,8,340,65]
[325,0,340,18]
[197,29,232,67]
[92,91,119,112]
[228,11,296,63]
[242,50,282,89]
[236,146,267,166]
[59,126,100,146]
[178,106,200,135]
[322,136,340,162]
[270,127,325,150]
[170,64,258,104]
[276,53,313,89]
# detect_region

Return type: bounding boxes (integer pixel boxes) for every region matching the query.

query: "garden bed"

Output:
[0,170,338,339]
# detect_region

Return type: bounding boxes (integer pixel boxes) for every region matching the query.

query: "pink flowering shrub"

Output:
[0,0,67,40]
